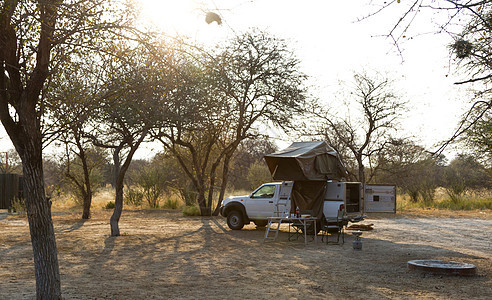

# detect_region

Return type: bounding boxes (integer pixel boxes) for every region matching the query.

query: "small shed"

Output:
[0,173,23,210]
[364,184,396,213]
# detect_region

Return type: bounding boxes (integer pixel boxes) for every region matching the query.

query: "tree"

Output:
[63,146,107,215]
[1,1,62,295]
[46,58,105,219]
[87,43,159,235]
[443,154,492,202]
[246,161,273,189]
[0,149,22,174]
[460,106,492,165]
[0,1,139,296]
[314,71,406,184]
[367,1,492,153]
[228,137,277,190]
[127,158,172,208]
[43,156,66,198]
[154,30,308,216]
[374,138,443,202]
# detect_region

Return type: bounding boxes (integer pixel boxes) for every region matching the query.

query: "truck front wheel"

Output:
[227,211,244,230]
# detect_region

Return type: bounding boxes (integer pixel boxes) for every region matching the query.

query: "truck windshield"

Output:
[251,185,275,198]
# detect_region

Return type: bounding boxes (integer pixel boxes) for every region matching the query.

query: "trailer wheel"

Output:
[227,211,244,230]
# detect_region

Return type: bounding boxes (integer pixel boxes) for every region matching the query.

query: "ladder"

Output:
[264,181,293,242]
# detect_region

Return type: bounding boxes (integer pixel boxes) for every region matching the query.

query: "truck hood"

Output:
[222,195,249,206]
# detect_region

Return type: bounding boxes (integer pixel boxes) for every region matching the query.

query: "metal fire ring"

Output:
[408,260,477,276]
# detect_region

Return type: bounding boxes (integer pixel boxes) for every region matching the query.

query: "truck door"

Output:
[246,184,277,219]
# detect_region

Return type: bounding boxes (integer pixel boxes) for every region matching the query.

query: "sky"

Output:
[0,0,471,159]
[136,0,470,155]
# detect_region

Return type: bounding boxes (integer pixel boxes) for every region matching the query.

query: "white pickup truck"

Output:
[220,181,364,230]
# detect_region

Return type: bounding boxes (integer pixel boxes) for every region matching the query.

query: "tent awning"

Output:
[264,141,346,181]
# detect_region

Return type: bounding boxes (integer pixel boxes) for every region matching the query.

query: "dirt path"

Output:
[0,210,491,299]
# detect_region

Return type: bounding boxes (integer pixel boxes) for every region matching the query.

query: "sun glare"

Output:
[138,0,223,43]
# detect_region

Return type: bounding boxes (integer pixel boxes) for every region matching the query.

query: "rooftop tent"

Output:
[264,141,347,181]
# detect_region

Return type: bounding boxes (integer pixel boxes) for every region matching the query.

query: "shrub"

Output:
[176,183,198,206]
[182,205,201,216]
[144,187,160,208]
[133,166,165,208]
[124,188,143,206]
[10,197,26,214]
[104,201,115,209]
[162,198,179,209]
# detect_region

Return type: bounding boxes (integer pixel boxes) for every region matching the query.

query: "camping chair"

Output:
[288,210,314,241]
[321,209,344,244]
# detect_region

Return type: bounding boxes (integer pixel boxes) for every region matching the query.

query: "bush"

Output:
[177,183,198,206]
[443,154,492,203]
[162,198,179,209]
[124,188,143,206]
[133,166,165,208]
[104,201,115,209]
[144,187,160,208]
[10,197,26,214]
[182,205,201,216]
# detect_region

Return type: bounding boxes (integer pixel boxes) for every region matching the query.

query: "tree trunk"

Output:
[198,193,211,216]
[82,192,92,219]
[22,150,61,299]
[110,181,123,236]
[213,153,232,216]
[78,135,92,219]
[110,148,123,236]
[108,133,147,235]
[81,165,92,219]
[358,163,365,185]
[0,1,61,297]
[357,157,366,213]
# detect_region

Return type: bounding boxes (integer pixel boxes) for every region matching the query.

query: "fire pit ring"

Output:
[408,260,477,276]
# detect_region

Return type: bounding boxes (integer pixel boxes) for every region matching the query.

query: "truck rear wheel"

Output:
[227,211,244,230]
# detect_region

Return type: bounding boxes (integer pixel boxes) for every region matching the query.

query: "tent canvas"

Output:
[264,141,347,219]
[264,141,346,181]
[290,180,327,219]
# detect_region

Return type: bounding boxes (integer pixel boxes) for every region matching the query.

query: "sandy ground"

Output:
[0,209,491,299]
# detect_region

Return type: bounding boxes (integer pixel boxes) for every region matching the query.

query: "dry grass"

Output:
[50,187,186,213]
[397,188,492,212]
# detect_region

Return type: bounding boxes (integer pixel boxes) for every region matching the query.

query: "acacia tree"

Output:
[153,51,229,215]
[210,31,307,215]
[87,43,160,235]
[314,71,406,184]
[46,59,105,219]
[154,31,308,216]
[0,148,21,173]
[443,154,492,201]
[374,138,442,202]
[228,137,277,190]
[0,1,140,296]
[62,140,108,218]
[460,109,492,165]
[367,0,492,152]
